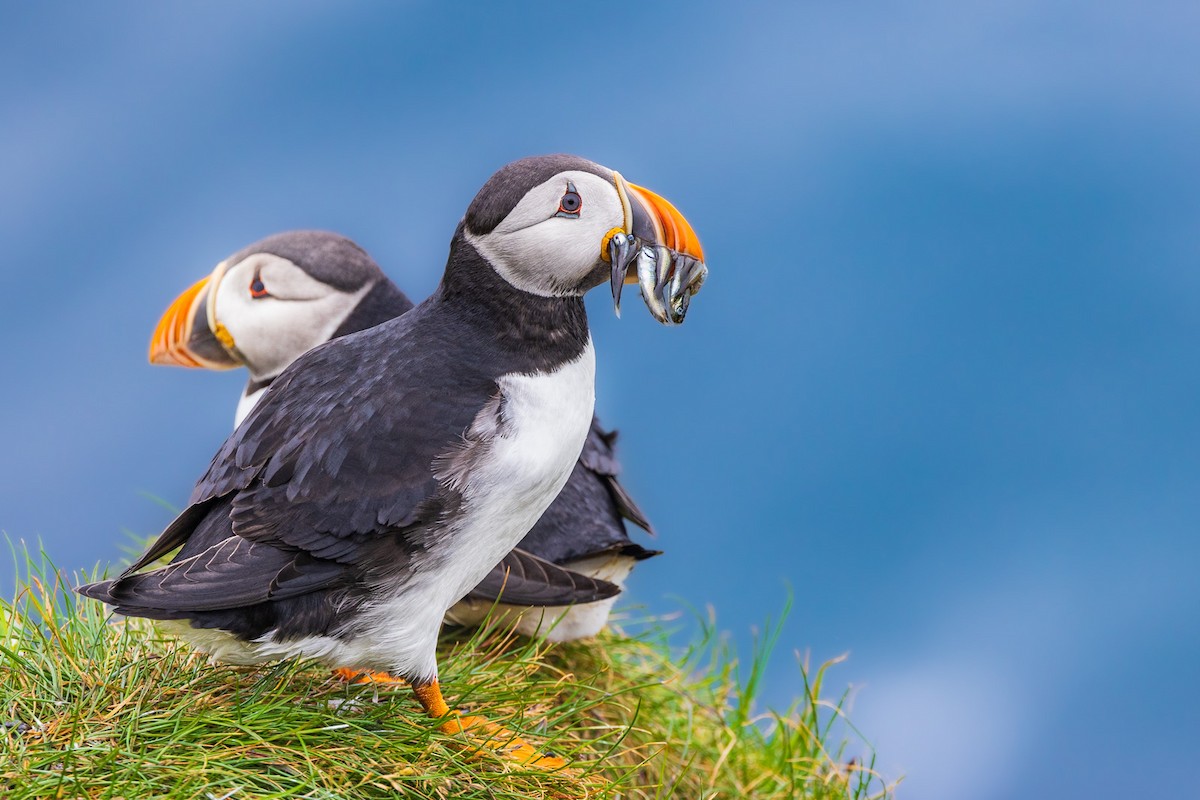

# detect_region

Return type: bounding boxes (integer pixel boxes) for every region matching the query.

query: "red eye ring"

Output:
[250,275,268,298]
[555,180,582,218]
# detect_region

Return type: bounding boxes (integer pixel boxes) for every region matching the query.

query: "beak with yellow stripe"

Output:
[604,172,707,325]
[148,261,243,370]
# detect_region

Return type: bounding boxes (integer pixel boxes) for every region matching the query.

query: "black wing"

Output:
[80,530,343,613]
[117,497,222,578]
[192,310,495,550]
[465,548,621,607]
[580,421,654,533]
[81,304,499,616]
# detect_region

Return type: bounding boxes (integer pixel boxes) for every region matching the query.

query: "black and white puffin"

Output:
[78,154,706,766]
[147,229,660,641]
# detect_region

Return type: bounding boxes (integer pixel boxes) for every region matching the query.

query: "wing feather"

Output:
[466,548,621,607]
[82,306,500,621]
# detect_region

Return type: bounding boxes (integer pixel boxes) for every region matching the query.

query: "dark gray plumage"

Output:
[145,228,657,628]
[226,230,386,293]
[83,225,621,647]
[81,155,707,769]
[465,155,612,236]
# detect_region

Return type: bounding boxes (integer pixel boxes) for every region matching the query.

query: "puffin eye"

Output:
[555,181,582,218]
[249,273,269,299]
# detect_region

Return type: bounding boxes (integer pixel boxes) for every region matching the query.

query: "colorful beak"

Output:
[609,175,707,325]
[626,182,705,266]
[148,274,240,369]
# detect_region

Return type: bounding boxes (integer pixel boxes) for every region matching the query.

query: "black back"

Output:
[79,236,597,639]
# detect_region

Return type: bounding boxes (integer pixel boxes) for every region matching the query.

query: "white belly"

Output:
[441,338,598,606]
[324,338,598,680]
[172,339,598,680]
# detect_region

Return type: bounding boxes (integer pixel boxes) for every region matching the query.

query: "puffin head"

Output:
[149,231,397,381]
[462,154,706,324]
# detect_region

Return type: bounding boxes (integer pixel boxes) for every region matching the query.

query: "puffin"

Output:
[78,154,706,767]
[146,229,659,642]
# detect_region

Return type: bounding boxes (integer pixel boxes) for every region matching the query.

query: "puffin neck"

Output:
[436,234,591,369]
[331,279,415,339]
[244,375,277,396]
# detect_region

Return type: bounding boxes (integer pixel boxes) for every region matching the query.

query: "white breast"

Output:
[450,337,597,594]
[234,386,268,427]
[174,339,598,681]
[333,337,598,680]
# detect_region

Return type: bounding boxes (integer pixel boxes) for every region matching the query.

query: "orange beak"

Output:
[625,182,705,266]
[148,274,240,369]
[608,175,708,325]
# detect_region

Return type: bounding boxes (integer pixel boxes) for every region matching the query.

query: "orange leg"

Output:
[332,667,407,686]
[411,679,572,772]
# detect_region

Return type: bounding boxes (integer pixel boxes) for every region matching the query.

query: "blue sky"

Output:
[2,3,1198,797]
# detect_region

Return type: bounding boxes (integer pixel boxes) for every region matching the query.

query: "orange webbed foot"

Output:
[332,667,408,686]
[412,679,578,774]
[441,713,571,770]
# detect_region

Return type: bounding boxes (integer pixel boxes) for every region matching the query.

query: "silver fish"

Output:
[608,232,640,318]
[636,245,671,324]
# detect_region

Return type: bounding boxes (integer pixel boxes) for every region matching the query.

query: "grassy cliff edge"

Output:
[2,548,893,799]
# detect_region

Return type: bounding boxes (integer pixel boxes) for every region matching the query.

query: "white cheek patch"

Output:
[214,257,372,380]
[257,257,340,302]
[468,170,625,297]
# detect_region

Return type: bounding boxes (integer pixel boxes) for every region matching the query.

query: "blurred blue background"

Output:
[2,2,1197,797]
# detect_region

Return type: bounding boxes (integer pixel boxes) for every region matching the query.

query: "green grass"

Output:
[1,546,894,799]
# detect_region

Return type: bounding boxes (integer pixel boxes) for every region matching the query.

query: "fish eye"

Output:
[555,181,582,218]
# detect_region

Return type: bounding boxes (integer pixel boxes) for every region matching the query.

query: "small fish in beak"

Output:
[607,233,708,325]
[607,231,640,317]
[608,177,708,325]
[666,252,707,323]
